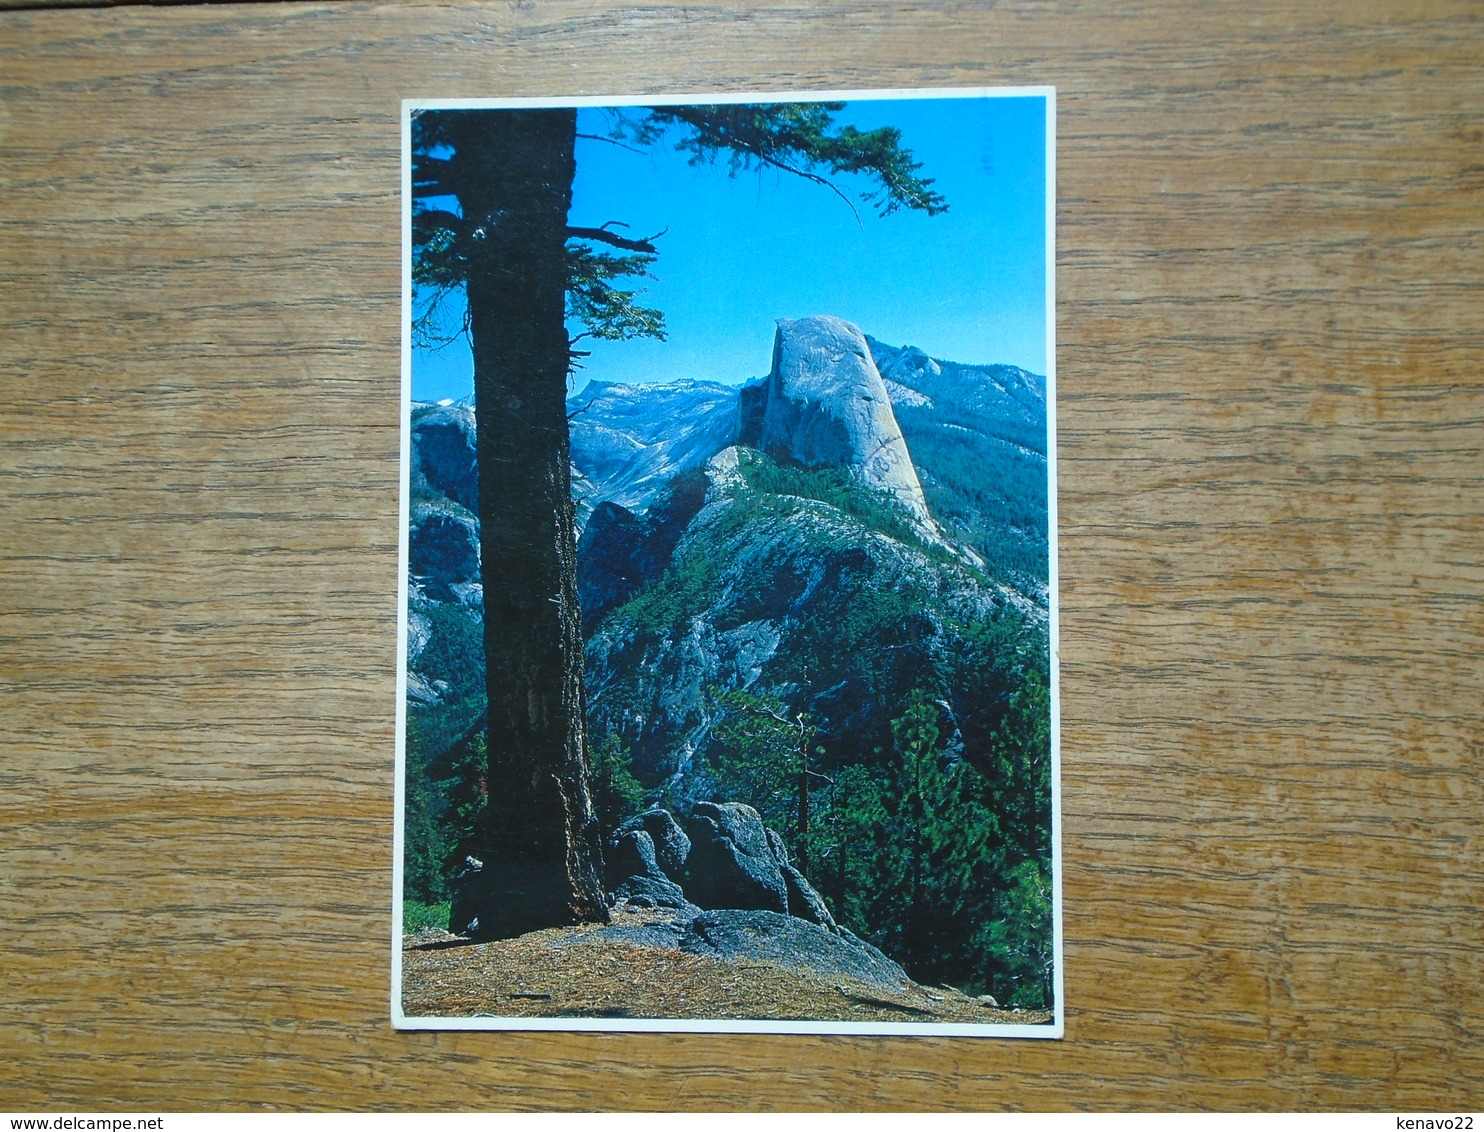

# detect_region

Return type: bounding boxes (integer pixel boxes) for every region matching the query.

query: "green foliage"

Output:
[700,675,1054,1008]
[412,235,667,359]
[598,502,751,638]
[978,860,1054,1008]
[985,666,1053,861]
[415,601,486,707]
[733,449,953,564]
[402,712,489,905]
[896,420,1049,589]
[565,243,666,346]
[408,115,468,352]
[950,609,1053,863]
[875,692,996,976]
[808,762,890,935]
[605,541,717,638]
[438,729,490,867]
[708,690,813,837]
[403,899,452,934]
[400,728,449,905]
[623,103,948,219]
[707,452,965,718]
[401,600,488,904]
[589,733,646,833]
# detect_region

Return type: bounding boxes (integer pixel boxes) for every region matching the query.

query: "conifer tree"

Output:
[410,101,945,937]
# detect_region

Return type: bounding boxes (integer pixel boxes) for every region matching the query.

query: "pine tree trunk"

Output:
[443,108,608,938]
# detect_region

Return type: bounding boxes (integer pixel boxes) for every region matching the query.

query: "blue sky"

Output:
[412,93,1049,403]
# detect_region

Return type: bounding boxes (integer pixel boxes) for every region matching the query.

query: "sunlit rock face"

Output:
[738,315,934,530]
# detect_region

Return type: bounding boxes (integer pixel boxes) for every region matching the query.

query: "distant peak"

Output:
[739,316,936,532]
[777,313,866,338]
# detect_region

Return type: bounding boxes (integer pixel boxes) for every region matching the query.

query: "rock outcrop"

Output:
[617,808,692,878]
[607,827,662,881]
[598,802,839,937]
[781,861,837,931]
[680,910,908,990]
[550,907,911,993]
[605,814,693,911]
[610,872,692,912]
[575,801,903,988]
[408,505,481,605]
[410,402,479,513]
[681,802,792,915]
[738,315,935,530]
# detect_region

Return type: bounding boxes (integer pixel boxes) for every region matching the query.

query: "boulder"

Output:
[605,818,695,913]
[680,909,908,990]
[762,825,837,931]
[605,829,661,886]
[681,802,789,914]
[610,873,693,911]
[617,808,691,878]
[780,862,838,931]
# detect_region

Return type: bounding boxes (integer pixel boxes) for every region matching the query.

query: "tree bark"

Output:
[442,108,608,937]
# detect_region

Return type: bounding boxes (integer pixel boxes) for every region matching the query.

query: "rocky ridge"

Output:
[581,442,999,787]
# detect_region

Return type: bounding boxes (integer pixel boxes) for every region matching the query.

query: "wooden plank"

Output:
[0,0,1480,1111]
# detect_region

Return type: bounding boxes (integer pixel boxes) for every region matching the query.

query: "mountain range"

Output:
[406,315,1049,801]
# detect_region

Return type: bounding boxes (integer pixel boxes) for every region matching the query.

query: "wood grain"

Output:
[1,0,1480,1111]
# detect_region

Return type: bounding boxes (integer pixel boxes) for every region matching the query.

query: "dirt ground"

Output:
[400,905,1052,1027]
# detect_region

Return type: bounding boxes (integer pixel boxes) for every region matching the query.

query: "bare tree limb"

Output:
[566,225,667,253]
[576,131,648,157]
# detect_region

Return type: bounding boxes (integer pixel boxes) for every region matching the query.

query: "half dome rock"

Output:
[738,315,935,529]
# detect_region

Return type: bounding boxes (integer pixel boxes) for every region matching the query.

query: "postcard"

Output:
[394,87,1060,1036]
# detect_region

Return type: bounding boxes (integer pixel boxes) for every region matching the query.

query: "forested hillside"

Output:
[403,318,1054,1008]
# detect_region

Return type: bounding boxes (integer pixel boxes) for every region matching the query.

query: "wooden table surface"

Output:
[1,0,1480,1112]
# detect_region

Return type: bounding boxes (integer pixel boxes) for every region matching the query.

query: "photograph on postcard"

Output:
[395,88,1060,1035]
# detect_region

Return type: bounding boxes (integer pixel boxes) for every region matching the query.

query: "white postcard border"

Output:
[392,85,1062,1039]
